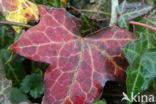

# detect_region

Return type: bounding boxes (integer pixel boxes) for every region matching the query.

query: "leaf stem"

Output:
[0,20,32,28]
[96,18,110,21]
[128,21,156,31]
[70,6,110,21]
[70,5,82,14]
[70,5,111,16]
[109,0,119,26]
[79,9,111,16]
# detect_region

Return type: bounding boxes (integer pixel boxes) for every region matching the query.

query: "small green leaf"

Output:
[10,87,29,104]
[117,1,152,21]
[0,60,12,104]
[118,17,129,30]
[122,34,156,104]
[20,74,44,99]
[50,0,60,8]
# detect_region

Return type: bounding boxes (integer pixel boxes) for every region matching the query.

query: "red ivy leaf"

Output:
[9,6,136,104]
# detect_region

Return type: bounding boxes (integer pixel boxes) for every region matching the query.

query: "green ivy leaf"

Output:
[132,10,156,48]
[142,49,156,77]
[122,34,156,104]
[20,74,44,99]
[0,49,26,87]
[147,9,156,27]
[145,9,156,48]
[117,1,152,21]
[0,60,12,104]
[142,79,156,103]
[10,87,29,104]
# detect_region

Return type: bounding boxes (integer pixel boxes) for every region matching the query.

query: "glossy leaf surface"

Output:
[122,34,156,104]
[9,6,136,104]
[117,1,152,21]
